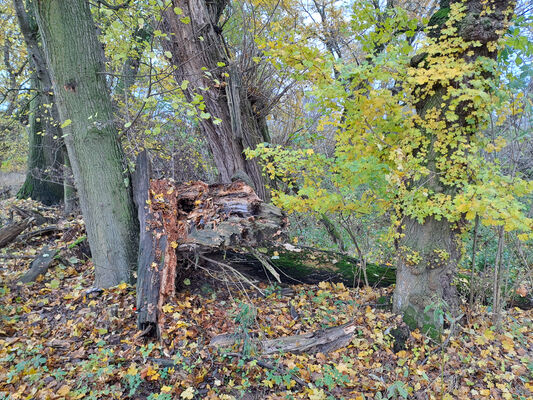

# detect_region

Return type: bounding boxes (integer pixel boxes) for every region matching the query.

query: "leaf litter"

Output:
[0,198,531,399]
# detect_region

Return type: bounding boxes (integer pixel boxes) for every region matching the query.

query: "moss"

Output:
[403,304,441,342]
[270,250,396,287]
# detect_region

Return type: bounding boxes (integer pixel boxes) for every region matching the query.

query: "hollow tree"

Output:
[393,0,516,334]
[161,0,270,200]
[34,0,138,287]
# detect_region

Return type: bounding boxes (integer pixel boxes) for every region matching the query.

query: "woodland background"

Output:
[0,0,532,399]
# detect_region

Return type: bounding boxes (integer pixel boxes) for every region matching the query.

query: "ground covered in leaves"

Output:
[0,199,532,400]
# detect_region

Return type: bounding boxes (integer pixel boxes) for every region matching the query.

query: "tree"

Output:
[392,0,519,333]
[13,0,65,206]
[34,0,138,287]
[248,0,530,335]
[161,0,271,200]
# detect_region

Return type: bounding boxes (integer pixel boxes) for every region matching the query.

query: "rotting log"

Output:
[132,151,163,336]
[0,218,33,249]
[210,320,357,355]
[17,246,58,283]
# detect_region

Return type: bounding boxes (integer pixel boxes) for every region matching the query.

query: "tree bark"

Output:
[34,0,139,287]
[393,0,515,336]
[161,0,269,200]
[132,151,162,335]
[13,0,65,205]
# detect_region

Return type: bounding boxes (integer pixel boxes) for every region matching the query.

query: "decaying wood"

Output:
[11,205,49,226]
[0,218,33,249]
[210,320,357,355]
[132,151,162,335]
[16,225,62,243]
[134,155,394,338]
[197,247,396,288]
[17,246,58,283]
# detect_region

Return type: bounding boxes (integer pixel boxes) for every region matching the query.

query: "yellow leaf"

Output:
[57,384,71,397]
[170,241,178,249]
[161,385,173,393]
[127,363,138,375]
[318,281,330,289]
[181,387,195,399]
[117,282,127,290]
[162,304,174,313]
[480,389,491,396]
[483,329,495,340]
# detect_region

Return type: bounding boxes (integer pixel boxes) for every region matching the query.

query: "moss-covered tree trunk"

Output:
[393,0,515,336]
[17,73,64,205]
[161,0,269,200]
[34,0,138,287]
[14,0,64,205]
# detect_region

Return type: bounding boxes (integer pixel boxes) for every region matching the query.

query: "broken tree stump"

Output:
[133,151,162,335]
[17,246,58,283]
[133,154,396,337]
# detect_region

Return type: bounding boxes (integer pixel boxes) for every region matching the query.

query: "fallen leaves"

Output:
[0,198,532,399]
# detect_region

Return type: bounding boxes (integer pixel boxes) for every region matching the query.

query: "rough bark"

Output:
[13,0,65,205]
[34,0,139,287]
[393,0,516,337]
[161,0,269,200]
[132,151,162,335]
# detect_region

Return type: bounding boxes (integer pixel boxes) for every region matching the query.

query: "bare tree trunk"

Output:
[34,0,139,287]
[161,0,269,200]
[468,214,480,308]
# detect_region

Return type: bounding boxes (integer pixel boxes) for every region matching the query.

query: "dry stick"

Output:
[199,255,265,297]
[492,226,505,328]
[468,215,480,311]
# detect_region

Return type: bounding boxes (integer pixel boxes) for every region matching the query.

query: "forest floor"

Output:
[0,198,531,400]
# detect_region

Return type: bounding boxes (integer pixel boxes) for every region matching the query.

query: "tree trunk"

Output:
[34,0,139,287]
[13,0,65,205]
[161,0,269,200]
[393,0,515,336]
[16,72,64,205]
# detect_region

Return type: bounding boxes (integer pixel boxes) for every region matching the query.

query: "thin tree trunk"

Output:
[492,226,505,327]
[17,71,64,205]
[161,0,269,200]
[34,0,139,287]
[468,214,480,308]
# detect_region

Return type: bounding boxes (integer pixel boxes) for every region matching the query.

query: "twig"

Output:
[199,255,265,297]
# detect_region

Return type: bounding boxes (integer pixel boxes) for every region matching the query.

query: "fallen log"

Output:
[17,246,58,283]
[11,205,49,226]
[0,218,33,249]
[195,247,396,287]
[210,320,357,355]
[16,225,62,243]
